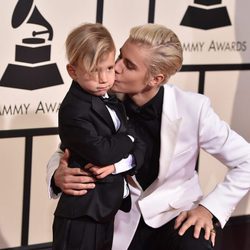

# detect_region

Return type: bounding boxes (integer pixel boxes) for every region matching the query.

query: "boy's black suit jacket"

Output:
[54,81,144,222]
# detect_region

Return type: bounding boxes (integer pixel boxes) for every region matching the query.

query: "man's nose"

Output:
[115,59,123,74]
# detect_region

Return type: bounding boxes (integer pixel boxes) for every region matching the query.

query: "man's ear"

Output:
[66,64,77,80]
[148,73,165,87]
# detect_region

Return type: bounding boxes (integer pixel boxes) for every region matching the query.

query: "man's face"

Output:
[112,40,150,95]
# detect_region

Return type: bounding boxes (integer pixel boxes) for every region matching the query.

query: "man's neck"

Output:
[128,86,161,107]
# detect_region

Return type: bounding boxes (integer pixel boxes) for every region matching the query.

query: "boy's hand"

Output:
[85,163,115,179]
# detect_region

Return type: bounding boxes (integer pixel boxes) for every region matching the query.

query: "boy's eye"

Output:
[107,66,114,71]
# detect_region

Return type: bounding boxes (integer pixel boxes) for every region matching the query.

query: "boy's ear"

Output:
[66,64,77,80]
[148,73,165,87]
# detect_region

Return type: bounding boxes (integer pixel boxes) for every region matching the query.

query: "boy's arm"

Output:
[125,121,147,175]
[60,118,134,166]
[88,133,146,176]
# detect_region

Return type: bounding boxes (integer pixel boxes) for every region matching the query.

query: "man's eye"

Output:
[125,61,134,70]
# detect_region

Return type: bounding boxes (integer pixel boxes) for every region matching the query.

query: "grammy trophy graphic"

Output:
[180,0,231,30]
[0,0,63,90]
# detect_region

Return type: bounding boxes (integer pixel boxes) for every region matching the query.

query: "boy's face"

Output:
[67,51,115,96]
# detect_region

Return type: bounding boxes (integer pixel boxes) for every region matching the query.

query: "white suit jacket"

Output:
[47,84,250,250]
[112,84,250,250]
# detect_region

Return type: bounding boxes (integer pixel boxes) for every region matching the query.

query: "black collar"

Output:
[124,86,164,121]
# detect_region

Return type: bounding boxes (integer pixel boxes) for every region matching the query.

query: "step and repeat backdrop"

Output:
[0,0,250,249]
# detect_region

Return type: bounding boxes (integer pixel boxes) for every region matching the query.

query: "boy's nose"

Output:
[99,72,107,83]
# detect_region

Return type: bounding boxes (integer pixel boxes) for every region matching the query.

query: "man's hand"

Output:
[174,205,216,246]
[85,163,115,179]
[54,149,96,196]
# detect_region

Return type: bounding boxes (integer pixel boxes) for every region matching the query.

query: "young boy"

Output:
[53,23,145,250]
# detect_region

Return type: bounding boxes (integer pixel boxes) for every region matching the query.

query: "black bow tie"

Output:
[101,95,119,108]
[101,95,128,133]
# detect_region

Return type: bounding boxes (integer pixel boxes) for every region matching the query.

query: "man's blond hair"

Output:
[129,23,183,83]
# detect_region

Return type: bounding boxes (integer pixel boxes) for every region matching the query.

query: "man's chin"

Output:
[110,85,118,93]
[111,85,125,94]
[111,89,124,94]
[108,88,116,94]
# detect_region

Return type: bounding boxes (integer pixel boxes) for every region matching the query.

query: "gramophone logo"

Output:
[180,0,231,30]
[0,0,63,90]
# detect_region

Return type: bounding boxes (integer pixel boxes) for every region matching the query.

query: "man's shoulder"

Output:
[163,84,210,117]
[165,84,208,103]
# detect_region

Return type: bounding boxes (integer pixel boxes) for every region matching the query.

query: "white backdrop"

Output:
[0,0,250,248]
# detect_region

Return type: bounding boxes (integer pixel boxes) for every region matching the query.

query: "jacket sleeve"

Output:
[198,97,250,227]
[129,135,146,175]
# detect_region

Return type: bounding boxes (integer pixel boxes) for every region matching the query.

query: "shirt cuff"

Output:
[46,147,63,199]
[127,135,134,142]
[113,154,135,174]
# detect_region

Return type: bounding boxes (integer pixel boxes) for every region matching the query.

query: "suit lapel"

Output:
[134,85,182,196]
[91,97,116,132]
[158,85,182,181]
[69,81,116,131]
[115,102,128,133]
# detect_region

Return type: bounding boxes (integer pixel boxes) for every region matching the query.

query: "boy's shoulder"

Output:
[60,82,92,112]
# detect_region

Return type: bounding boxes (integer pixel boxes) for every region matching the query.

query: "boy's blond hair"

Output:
[66,23,115,73]
[129,23,183,83]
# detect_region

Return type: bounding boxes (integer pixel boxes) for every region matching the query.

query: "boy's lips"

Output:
[97,85,111,91]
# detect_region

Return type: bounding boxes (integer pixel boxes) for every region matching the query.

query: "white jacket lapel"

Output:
[158,85,182,180]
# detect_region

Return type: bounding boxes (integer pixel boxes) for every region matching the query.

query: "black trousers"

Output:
[128,217,215,250]
[52,216,114,250]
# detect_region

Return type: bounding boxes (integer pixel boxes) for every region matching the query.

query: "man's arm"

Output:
[174,96,250,245]
[47,148,96,197]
